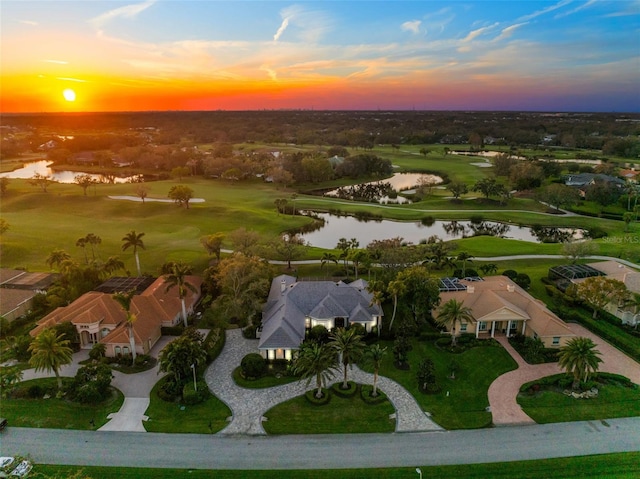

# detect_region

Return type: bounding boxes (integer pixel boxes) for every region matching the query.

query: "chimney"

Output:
[467,286,475,294]
[280,279,287,294]
[507,284,515,292]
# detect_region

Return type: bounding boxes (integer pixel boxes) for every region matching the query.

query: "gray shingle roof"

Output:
[259,278,381,351]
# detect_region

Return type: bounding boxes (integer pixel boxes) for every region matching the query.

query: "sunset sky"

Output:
[1,0,638,112]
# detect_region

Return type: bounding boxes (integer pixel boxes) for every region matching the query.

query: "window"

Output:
[123,346,130,355]
[478,322,487,331]
[552,337,560,346]
[115,346,121,355]
[510,322,517,330]
[460,323,468,332]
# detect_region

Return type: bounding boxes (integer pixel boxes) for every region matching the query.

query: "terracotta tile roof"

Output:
[438,276,574,338]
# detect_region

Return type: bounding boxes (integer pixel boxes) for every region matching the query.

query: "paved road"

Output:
[2,418,639,469]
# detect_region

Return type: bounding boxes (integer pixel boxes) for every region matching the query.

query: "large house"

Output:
[436,276,575,348]
[572,261,640,326]
[258,275,382,360]
[0,269,57,322]
[30,275,202,357]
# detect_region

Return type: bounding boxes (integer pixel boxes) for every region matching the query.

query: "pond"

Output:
[299,212,584,249]
[324,172,443,204]
[0,160,142,184]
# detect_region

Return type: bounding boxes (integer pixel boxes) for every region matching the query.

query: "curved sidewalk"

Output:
[204,329,441,435]
[488,323,640,426]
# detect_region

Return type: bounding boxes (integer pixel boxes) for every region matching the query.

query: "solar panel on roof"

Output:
[439,277,467,292]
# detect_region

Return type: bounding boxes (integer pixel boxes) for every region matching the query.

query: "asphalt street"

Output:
[1,418,639,470]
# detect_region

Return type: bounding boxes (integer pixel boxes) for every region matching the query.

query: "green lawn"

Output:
[2,378,123,430]
[262,385,395,434]
[518,379,640,424]
[143,377,231,434]
[362,340,518,429]
[30,452,640,479]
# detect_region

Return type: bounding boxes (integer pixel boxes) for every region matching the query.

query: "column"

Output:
[490,321,496,338]
[506,320,512,338]
[475,321,480,339]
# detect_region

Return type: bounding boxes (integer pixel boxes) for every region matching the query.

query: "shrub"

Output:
[304,388,331,405]
[134,354,151,367]
[67,363,113,403]
[89,343,106,361]
[331,381,358,398]
[360,384,388,404]
[417,357,440,393]
[161,326,184,336]
[435,337,452,347]
[242,325,258,339]
[241,353,267,379]
[182,380,209,405]
[502,269,518,280]
[27,384,44,398]
[514,273,531,289]
[308,325,329,343]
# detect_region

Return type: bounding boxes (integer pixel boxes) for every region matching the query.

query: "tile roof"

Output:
[259,278,381,350]
[437,276,574,338]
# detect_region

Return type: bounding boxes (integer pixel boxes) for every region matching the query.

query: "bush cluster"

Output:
[241,353,267,379]
[331,381,358,398]
[360,384,388,404]
[182,380,210,405]
[304,388,331,405]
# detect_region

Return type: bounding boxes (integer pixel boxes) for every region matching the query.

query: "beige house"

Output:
[575,261,640,326]
[30,275,202,357]
[437,276,575,348]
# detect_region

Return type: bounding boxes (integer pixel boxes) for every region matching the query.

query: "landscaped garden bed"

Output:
[2,377,124,429]
[517,373,640,424]
[263,383,395,434]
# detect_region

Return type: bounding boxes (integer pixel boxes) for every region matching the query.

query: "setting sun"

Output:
[62,88,76,102]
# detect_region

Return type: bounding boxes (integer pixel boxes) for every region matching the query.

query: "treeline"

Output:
[2,110,639,157]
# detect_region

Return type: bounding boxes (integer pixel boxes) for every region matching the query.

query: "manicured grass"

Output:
[518,379,640,424]
[30,452,640,479]
[2,378,123,430]
[143,376,231,434]
[232,366,300,389]
[361,340,518,429]
[262,384,395,434]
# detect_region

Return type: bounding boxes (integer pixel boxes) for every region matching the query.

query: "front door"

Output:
[335,317,345,328]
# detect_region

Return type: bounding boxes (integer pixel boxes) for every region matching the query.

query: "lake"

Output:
[300,212,584,249]
[0,160,142,184]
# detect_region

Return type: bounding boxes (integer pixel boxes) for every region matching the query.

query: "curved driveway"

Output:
[489,323,640,426]
[205,329,441,434]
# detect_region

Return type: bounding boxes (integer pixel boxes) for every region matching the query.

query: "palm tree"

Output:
[387,279,406,331]
[112,290,138,364]
[558,337,603,390]
[292,342,339,399]
[102,256,125,278]
[46,249,71,271]
[364,344,387,397]
[456,252,474,277]
[479,263,498,276]
[75,237,88,263]
[85,233,101,261]
[28,329,73,391]
[367,280,385,337]
[435,299,474,346]
[330,328,366,389]
[164,261,197,327]
[320,252,338,278]
[121,230,145,276]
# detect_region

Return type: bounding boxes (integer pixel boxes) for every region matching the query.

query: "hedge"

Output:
[360,384,389,405]
[304,388,331,405]
[331,381,358,398]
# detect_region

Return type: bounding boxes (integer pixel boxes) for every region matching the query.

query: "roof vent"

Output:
[507,284,515,292]
[467,286,475,294]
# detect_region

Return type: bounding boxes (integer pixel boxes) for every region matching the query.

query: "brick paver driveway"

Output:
[488,323,640,426]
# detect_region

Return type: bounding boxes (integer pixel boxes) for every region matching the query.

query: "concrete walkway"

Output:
[204,329,442,435]
[488,323,640,426]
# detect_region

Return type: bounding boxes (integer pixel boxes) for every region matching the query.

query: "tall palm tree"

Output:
[435,299,474,346]
[164,261,197,327]
[75,237,88,264]
[28,329,73,391]
[320,252,338,278]
[367,280,385,337]
[112,290,138,364]
[364,344,387,397]
[387,279,406,331]
[292,342,339,399]
[85,233,101,261]
[46,249,71,271]
[102,256,125,278]
[456,252,474,277]
[558,337,603,390]
[121,230,145,276]
[330,328,366,389]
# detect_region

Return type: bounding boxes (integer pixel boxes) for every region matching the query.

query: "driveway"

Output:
[205,329,442,435]
[488,323,640,426]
